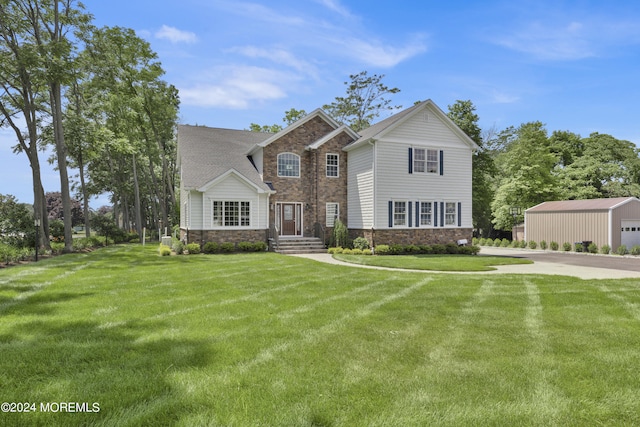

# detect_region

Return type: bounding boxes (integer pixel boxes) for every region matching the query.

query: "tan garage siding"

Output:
[525,210,610,248]
[611,200,640,249]
[525,197,640,251]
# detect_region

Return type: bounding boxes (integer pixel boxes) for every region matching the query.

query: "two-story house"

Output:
[177,100,478,249]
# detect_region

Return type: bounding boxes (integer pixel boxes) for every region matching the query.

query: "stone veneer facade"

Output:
[350,228,474,247]
[262,116,354,241]
[185,229,268,246]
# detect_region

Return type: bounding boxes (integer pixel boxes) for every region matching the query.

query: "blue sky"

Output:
[2,0,640,207]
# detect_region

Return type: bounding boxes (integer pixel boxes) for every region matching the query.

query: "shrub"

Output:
[203,242,218,254]
[186,243,201,254]
[342,248,353,255]
[431,244,446,254]
[352,237,370,250]
[600,245,611,255]
[173,241,184,255]
[616,245,628,256]
[332,219,349,248]
[375,245,390,255]
[159,244,171,256]
[528,240,537,249]
[418,244,432,254]
[389,244,405,255]
[563,242,571,251]
[362,249,372,255]
[574,243,583,253]
[509,240,519,248]
[493,239,502,247]
[500,238,510,247]
[588,243,598,254]
[237,242,253,252]
[405,244,421,254]
[351,248,363,255]
[220,242,235,253]
[445,243,459,254]
[540,240,547,250]
[550,241,559,251]
[458,245,480,255]
[472,237,479,246]
[252,241,267,252]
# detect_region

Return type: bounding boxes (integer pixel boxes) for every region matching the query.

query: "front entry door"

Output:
[280,203,302,236]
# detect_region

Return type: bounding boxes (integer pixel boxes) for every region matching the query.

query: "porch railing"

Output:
[268,224,280,251]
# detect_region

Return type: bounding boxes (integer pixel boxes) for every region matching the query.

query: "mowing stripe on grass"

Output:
[0,261,94,314]
[178,276,434,391]
[428,278,494,365]
[591,282,640,322]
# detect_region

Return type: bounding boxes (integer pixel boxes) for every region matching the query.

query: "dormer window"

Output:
[277,153,300,177]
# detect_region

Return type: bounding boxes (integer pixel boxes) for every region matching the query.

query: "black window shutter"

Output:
[434,202,438,227]
[408,148,413,174]
[415,201,420,228]
[388,201,393,228]
[408,202,413,227]
[439,150,444,175]
[440,202,445,227]
[458,202,462,227]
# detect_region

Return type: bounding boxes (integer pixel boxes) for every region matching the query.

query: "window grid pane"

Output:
[445,202,456,225]
[326,203,339,227]
[326,154,339,177]
[427,149,438,173]
[240,202,250,226]
[420,202,432,225]
[394,202,406,226]
[414,148,425,173]
[278,153,300,177]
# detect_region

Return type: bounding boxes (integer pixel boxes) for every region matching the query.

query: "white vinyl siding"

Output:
[374,141,472,229]
[347,143,374,229]
[199,174,268,230]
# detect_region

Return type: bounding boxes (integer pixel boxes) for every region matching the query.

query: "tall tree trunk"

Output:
[50,82,73,252]
[77,151,91,237]
[132,153,143,241]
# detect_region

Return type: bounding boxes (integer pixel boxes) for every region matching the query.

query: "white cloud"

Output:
[334,36,428,67]
[494,18,640,61]
[227,46,319,78]
[315,0,354,19]
[155,25,198,44]
[178,66,289,109]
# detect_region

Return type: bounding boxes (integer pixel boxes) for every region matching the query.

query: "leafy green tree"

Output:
[248,108,307,133]
[0,194,34,247]
[556,132,640,199]
[323,71,400,132]
[491,122,559,230]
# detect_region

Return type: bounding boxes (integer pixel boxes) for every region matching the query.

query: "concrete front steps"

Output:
[274,237,327,254]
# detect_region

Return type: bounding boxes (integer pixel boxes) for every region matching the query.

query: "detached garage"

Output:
[525,197,640,250]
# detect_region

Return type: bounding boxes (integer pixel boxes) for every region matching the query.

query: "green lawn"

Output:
[1,245,640,426]
[333,253,533,271]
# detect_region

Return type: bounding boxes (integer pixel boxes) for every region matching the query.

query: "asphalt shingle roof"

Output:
[178,125,271,191]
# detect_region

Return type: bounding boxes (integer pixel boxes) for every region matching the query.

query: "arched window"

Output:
[277,153,300,177]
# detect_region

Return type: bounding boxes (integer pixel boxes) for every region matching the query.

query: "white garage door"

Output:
[621,220,640,248]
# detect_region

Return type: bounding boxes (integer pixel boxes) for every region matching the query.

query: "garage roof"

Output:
[527,197,639,212]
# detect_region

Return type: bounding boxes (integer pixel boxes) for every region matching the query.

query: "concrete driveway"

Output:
[479,247,640,279]
[292,248,640,280]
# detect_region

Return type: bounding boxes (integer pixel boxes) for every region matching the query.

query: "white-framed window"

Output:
[420,202,432,226]
[326,153,339,177]
[413,148,439,174]
[326,203,339,227]
[277,152,300,177]
[394,201,406,227]
[212,200,250,227]
[445,202,457,225]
